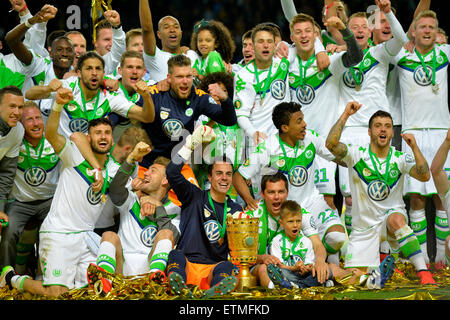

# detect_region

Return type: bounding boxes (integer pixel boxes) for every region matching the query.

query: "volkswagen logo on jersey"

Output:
[413,65,433,86]
[140,225,158,248]
[204,220,221,243]
[289,165,308,187]
[86,186,103,205]
[296,84,315,105]
[24,167,47,186]
[270,79,286,100]
[292,255,302,264]
[163,119,184,139]
[69,118,89,133]
[342,69,364,88]
[367,180,390,201]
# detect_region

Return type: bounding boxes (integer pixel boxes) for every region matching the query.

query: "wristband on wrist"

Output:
[111,24,122,30]
[52,102,64,112]
[19,5,28,13]
[24,19,32,28]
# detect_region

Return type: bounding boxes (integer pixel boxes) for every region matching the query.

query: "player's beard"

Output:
[81,76,101,91]
[90,141,112,155]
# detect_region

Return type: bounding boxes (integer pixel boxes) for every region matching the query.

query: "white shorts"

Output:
[123,252,150,277]
[304,195,344,240]
[403,129,450,196]
[344,208,408,269]
[39,232,97,289]
[338,127,370,197]
[83,231,150,277]
[313,156,337,195]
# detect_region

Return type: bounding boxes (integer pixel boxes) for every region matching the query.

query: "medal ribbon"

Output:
[278,134,300,169]
[207,191,228,239]
[79,80,101,122]
[254,60,273,103]
[24,136,45,168]
[349,48,370,86]
[281,230,302,262]
[415,48,437,87]
[257,201,280,255]
[297,54,316,88]
[368,146,392,184]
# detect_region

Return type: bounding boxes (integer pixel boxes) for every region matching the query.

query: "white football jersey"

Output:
[288,47,347,136]
[39,139,114,233]
[233,57,290,140]
[394,45,450,131]
[342,143,416,230]
[238,130,334,209]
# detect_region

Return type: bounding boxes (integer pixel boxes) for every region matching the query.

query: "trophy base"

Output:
[236,265,257,291]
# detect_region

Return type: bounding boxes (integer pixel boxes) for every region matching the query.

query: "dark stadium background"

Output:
[1,0,447,63]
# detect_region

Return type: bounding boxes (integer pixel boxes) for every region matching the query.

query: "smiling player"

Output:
[326,102,435,285]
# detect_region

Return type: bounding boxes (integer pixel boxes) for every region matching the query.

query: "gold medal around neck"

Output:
[432,84,440,94]
[355,84,361,92]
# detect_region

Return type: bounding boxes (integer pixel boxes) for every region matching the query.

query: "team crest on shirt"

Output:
[204,220,221,243]
[140,225,158,248]
[405,153,415,163]
[276,159,285,168]
[24,167,47,186]
[67,104,78,112]
[367,180,390,201]
[296,84,315,105]
[69,118,89,133]
[413,65,433,86]
[363,168,372,177]
[160,111,169,120]
[86,186,103,205]
[95,107,104,117]
[389,169,399,179]
[270,79,286,100]
[288,165,308,187]
[185,108,194,116]
[342,69,364,89]
[204,208,211,218]
[162,119,184,138]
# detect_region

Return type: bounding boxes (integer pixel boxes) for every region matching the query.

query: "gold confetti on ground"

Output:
[1,262,449,300]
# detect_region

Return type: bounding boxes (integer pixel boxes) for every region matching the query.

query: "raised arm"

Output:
[9,0,48,58]
[280,0,298,23]
[45,87,73,153]
[430,129,450,196]
[166,125,215,205]
[325,101,362,160]
[232,171,259,211]
[139,0,158,56]
[323,0,346,46]
[25,78,62,100]
[377,0,408,55]
[201,83,237,126]
[401,133,430,182]
[5,4,57,66]
[407,0,431,40]
[109,142,151,207]
[324,16,364,68]
[102,10,126,75]
[126,80,155,123]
